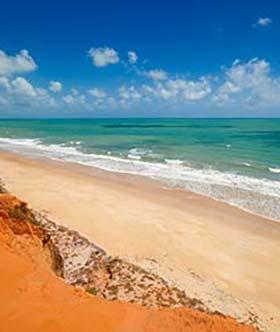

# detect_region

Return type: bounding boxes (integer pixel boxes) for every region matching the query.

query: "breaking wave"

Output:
[0,137,279,221]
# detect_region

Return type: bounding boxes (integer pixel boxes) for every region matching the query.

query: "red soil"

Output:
[0,194,258,332]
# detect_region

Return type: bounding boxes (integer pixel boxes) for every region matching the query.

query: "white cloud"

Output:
[143,69,168,81]
[108,97,116,106]
[0,49,37,76]
[119,85,141,100]
[128,51,138,64]
[49,80,62,93]
[71,88,79,96]
[88,47,120,67]
[62,95,75,104]
[62,93,86,104]
[143,83,175,100]
[167,78,211,100]
[0,76,56,108]
[2,45,279,114]
[11,77,37,97]
[62,88,86,105]
[214,58,280,106]
[256,17,272,27]
[143,77,211,101]
[0,77,10,89]
[88,88,106,98]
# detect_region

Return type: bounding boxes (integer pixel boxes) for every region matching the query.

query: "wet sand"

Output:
[0,150,279,326]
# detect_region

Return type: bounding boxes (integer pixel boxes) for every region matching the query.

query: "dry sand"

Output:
[0,150,279,329]
[0,195,258,332]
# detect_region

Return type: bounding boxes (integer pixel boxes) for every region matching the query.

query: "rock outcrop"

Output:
[0,193,259,332]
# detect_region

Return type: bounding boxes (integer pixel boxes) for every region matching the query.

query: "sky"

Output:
[0,0,279,118]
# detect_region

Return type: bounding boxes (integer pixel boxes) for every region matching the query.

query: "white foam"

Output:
[128,148,152,156]
[69,141,81,145]
[128,154,142,160]
[165,159,184,166]
[0,137,279,220]
[269,168,280,174]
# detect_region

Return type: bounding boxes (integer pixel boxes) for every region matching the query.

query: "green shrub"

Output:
[86,287,98,296]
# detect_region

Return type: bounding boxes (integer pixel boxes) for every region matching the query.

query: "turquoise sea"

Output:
[0,118,279,220]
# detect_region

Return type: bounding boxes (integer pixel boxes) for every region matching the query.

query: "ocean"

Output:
[0,118,279,220]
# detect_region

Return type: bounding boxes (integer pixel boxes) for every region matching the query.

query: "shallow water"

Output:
[0,118,279,220]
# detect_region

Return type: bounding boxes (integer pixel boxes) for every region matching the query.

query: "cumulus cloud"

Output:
[0,76,56,108]
[143,69,168,81]
[0,49,37,76]
[88,47,120,67]
[49,80,62,93]
[62,95,75,104]
[214,58,280,106]
[11,77,37,97]
[128,51,138,64]
[62,93,86,105]
[88,88,106,98]
[2,45,280,114]
[71,88,79,96]
[167,78,211,100]
[255,17,273,27]
[119,85,142,101]
[143,77,211,101]
[0,77,10,89]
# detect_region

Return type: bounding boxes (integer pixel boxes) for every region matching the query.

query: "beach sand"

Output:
[0,194,258,332]
[0,150,279,328]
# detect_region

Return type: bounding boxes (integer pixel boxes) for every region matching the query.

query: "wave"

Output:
[269,168,280,174]
[0,137,279,221]
[128,154,142,160]
[127,148,159,160]
[69,141,81,145]
[165,159,184,166]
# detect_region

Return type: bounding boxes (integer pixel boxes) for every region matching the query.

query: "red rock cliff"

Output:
[0,194,258,332]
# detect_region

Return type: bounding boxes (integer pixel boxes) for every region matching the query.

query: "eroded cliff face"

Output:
[0,193,258,332]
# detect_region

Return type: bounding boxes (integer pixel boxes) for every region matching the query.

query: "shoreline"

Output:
[1,147,279,227]
[0,149,280,330]
[0,138,279,222]
[1,145,279,224]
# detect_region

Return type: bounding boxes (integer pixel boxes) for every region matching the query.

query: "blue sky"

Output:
[0,0,279,117]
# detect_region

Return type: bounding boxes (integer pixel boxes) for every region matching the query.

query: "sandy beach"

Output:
[0,193,259,332]
[0,150,280,328]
